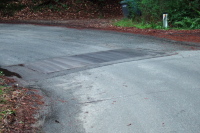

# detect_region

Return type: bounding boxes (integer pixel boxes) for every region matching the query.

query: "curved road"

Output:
[0,24,200,133]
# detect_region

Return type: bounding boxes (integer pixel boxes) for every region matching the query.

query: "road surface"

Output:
[0,24,200,133]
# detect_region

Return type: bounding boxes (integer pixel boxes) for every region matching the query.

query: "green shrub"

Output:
[174,17,200,29]
[127,0,200,29]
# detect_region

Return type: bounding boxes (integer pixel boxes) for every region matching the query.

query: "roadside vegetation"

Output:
[0,71,43,132]
[0,0,199,30]
[116,0,200,29]
[114,19,163,29]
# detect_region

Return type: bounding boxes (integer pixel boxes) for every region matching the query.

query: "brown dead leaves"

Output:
[0,0,122,20]
[0,76,44,133]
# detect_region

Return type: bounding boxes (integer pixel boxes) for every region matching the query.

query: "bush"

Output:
[174,17,200,29]
[128,0,200,29]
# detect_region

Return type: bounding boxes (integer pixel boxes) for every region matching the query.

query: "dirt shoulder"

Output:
[0,74,44,133]
[1,18,200,46]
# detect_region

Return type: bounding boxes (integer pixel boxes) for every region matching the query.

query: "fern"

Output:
[174,17,200,29]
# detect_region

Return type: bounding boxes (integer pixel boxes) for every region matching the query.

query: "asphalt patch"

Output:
[23,49,167,74]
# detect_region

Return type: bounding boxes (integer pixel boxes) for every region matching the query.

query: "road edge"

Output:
[0,20,199,48]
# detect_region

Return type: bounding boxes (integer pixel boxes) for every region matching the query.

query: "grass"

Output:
[113,18,197,30]
[114,19,163,29]
[0,72,15,129]
[0,87,6,105]
[0,89,3,95]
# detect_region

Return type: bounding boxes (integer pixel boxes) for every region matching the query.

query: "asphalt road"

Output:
[1,24,200,133]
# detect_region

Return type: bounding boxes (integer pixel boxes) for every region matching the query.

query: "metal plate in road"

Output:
[24,49,166,74]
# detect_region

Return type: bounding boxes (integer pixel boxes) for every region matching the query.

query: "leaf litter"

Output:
[0,75,44,133]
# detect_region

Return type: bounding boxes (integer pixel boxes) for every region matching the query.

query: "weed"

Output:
[114,19,165,29]
[0,71,4,76]
[0,86,7,104]
[114,19,135,27]
[1,109,15,115]
[0,109,15,122]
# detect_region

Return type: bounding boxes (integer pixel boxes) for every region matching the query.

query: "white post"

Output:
[163,14,168,28]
